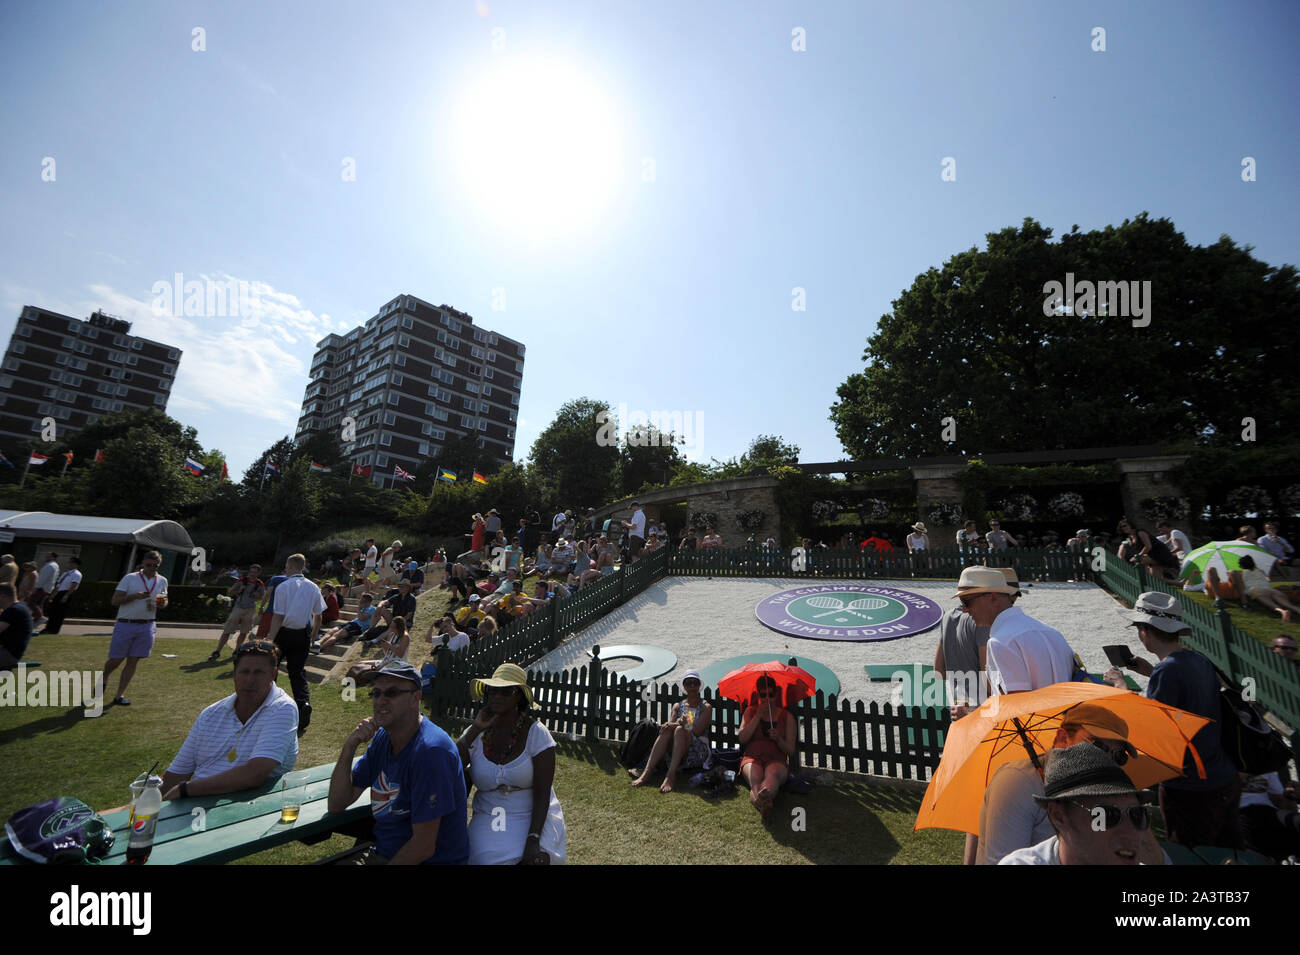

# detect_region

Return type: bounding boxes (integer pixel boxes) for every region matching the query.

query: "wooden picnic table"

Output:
[0,761,370,865]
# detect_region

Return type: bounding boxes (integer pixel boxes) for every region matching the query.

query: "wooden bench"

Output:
[0,762,369,866]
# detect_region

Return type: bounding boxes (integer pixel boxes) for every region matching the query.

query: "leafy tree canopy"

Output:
[830,214,1299,459]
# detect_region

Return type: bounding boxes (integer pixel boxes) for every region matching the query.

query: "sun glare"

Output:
[449,56,626,240]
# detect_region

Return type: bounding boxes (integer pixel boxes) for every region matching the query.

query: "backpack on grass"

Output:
[619,718,661,769]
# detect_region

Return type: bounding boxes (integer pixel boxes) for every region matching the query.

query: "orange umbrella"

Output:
[914,682,1210,835]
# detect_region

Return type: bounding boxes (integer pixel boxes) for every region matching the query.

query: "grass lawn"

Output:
[1,630,961,865]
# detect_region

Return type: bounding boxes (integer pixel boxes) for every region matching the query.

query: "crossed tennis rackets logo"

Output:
[802,595,891,619]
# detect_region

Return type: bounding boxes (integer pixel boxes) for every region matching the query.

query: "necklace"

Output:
[483,712,529,763]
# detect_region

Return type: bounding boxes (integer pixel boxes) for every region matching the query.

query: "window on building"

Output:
[384,411,396,425]
[377,453,388,467]
[461,415,474,429]
[478,419,488,431]
[379,432,391,446]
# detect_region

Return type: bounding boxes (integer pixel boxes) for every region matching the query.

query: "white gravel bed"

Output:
[534,576,1147,705]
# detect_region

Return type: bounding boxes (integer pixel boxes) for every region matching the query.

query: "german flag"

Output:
[472,471,487,485]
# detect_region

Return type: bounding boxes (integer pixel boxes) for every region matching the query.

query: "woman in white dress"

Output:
[457,663,566,865]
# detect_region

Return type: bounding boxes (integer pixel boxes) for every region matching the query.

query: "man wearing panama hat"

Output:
[953,566,1076,696]
[999,742,1156,865]
[1103,591,1241,849]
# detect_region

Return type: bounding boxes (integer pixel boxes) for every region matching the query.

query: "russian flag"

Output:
[184,457,205,476]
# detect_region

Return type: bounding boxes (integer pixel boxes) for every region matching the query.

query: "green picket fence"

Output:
[667,545,1091,582]
[429,659,949,782]
[1097,550,1300,731]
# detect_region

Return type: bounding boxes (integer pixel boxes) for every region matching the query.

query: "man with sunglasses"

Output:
[158,641,298,801]
[975,704,1163,864]
[327,663,469,864]
[1000,742,1158,865]
[954,566,1075,696]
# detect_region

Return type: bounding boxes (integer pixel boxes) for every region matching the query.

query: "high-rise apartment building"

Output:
[295,294,523,484]
[0,307,181,447]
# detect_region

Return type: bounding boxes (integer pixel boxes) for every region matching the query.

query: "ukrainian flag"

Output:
[437,469,457,483]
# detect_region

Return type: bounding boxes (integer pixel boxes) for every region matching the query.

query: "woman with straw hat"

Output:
[457,663,567,864]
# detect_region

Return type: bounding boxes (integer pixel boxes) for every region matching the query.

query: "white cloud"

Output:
[83,276,331,425]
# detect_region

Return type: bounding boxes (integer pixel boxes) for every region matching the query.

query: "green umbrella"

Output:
[1180,540,1277,581]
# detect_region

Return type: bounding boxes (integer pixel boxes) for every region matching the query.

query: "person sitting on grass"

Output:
[314,592,376,654]
[425,615,470,653]
[630,670,712,792]
[346,617,410,683]
[738,675,796,817]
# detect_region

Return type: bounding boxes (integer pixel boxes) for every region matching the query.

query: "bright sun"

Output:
[449,56,625,240]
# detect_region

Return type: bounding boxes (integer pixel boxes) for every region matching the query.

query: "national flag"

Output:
[62,451,74,464]
[472,471,487,485]
[351,463,372,478]
[437,469,457,483]
[221,461,229,482]
[0,451,13,469]
[394,465,415,482]
[309,461,332,473]
[265,461,281,475]
[93,449,105,463]
[184,457,205,476]
[29,452,49,466]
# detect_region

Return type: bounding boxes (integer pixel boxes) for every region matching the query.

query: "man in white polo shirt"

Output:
[102,550,169,707]
[266,553,325,737]
[954,566,1075,695]
[159,640,298,800]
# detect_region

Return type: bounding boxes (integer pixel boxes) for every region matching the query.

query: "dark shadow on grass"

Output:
[756,777,920,864]
[0,707,91,744]
[180,658,233,675]
[553,736,624,775]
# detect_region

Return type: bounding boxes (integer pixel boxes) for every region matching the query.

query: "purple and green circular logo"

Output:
[755,584,942,642]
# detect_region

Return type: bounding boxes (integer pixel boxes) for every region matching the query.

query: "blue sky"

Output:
[2,0,1297,477]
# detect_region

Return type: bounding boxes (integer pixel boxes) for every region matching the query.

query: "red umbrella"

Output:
[717,661,817,711]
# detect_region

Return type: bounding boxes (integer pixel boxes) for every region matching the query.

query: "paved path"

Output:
[52,619,227,641]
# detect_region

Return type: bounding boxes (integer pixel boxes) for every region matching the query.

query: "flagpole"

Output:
[259,462,267,493]
[429,461,439,499]
[19,454,32,488]
[59,455,70,480]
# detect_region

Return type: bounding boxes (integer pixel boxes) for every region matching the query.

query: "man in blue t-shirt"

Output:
[327,662,468,864]
[1104,591,1241,849]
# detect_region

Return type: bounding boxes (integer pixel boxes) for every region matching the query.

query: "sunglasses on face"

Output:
[370,687,418,700]
[486,685,518,697]
[683,680,700,687]
[1069,801,1152,831]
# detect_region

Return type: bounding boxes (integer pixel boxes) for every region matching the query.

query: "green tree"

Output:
[528,398,620,507]
[618,425,684,495]
[830,214,1299,459]
[740,434,801,472]
[261,458,323,550]
[85,430,196,519]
